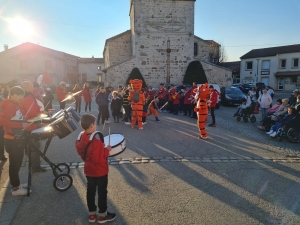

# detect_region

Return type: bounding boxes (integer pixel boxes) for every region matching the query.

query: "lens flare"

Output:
[9,18,34,37]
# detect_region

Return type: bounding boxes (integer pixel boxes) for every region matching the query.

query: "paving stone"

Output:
[110,159,121,162]
[45,167,52,170]
[229,157,237,160]
[174,157,183,159]
[142,160,149,163]
[181,159,189,162]
[219,157,229,159]
[78,162,85,166]
[194,157,202,160]
[119,161,131,164]
[229,160,238,162]
[212,160,222,163]
[131,161,141,164]
[170,159,181,162]
[142,157,151,160]
[78,165,84,168]
[237,159,248,162]
[165,157,173,159]
[184,157,195,159]
[152,157,163,159]
[149,160,158,163]
[135,158,143,160]
[70,166,77,169]
[236,157,245,159]
[190,159,201,162]
[159,159,170,162]
[121,158,132,161]
[202,158,211,160]
[202,160,212,163]
[109,162,119,165]
[221,160,230,162]
[71,162,78,166]
[211,157,220,160]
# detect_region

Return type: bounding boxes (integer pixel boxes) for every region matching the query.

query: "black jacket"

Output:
[96,92,109,106]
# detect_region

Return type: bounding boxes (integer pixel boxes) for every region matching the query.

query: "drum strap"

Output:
[83,131,104,161]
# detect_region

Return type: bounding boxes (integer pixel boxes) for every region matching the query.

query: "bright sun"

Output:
[9,18,34,37]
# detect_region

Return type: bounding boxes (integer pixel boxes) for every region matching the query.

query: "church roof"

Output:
[220,61,240,74]
[194,35,220,46]
[78,58,104,63]
[103,30,131,55]
[240,44,300,59]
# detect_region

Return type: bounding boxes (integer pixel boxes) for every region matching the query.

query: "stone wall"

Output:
[194,37,210,62]
[199,60,232,87]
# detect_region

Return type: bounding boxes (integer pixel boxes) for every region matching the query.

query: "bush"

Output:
[126,68,147,88]
[183,61,208,85]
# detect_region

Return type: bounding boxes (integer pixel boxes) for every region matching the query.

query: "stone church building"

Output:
[103,0,232,87]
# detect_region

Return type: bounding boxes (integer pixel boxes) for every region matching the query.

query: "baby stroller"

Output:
[237,101,258,123]
[277,112,300,143]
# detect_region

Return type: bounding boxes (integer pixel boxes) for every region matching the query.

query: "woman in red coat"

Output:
[56,82,68,109]
[82,82,92,112]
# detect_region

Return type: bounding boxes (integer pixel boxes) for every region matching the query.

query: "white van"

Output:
[197,84,221,109]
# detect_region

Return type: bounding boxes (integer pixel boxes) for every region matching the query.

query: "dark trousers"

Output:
[59,101,66,110]
[0,126,4,158]
[168,101,174,113]
[85,102,91,112]
[112,109,119,122]
[158,99,166,110]
[4,139,24,187]
[173,104,179,115]
[98,105,109,124]
[123,105,131,122]
[184,104,193,116]
[86,175,108,214]
[75,100,81,113]
[211,107,216,124]
[30,141,41,169]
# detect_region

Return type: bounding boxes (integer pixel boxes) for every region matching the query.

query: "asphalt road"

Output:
[1,91,300,225]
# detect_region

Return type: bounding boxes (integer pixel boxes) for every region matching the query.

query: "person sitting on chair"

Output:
[233,96,251,117]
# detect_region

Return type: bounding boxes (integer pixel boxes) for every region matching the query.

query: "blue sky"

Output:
[0,0,299,61]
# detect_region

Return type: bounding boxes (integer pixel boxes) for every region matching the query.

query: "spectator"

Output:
[96,87,111,125]
[110,91,122,123]
[82,82,92,112]
[94,86,101,99]
[3,86,9,99]
[208,85,219,127]
[248,87,256,101]
[105,82,113,95]
[233,96,251,117]
[257,88,272,120]
[122,89,131,125]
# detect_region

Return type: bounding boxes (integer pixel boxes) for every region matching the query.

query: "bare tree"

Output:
[209,41,228,64]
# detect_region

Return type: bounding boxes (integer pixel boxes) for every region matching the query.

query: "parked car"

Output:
[232,83,251,94]
[197,84,221,109]
[248,82,266,89]
[220,87,246,106]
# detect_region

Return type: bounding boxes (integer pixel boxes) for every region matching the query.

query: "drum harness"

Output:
[77,131,104,161]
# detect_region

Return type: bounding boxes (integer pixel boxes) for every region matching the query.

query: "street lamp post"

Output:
[256,59,260,82]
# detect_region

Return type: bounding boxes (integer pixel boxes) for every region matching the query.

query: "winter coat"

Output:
[82,88,92,103]
[210,89,219,108]
[0,99,23,135]
[96,92,109,106]
[56,86,68,102]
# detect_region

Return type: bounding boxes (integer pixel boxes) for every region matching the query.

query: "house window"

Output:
[246,61,253,70]
[280,59,286,68]
[82,73,87,83]
[194,43,198,56]
[45,60,52,69]
[292,58,299,68]
[97,73,102,83]
[262,60,270,70]
[292,76,297,83]
[97,66,101,70]
[20,60,27,70]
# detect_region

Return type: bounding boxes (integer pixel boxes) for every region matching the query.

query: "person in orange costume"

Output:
[127,79,145,130]
[147,97,160,122]
[194,83,211,139]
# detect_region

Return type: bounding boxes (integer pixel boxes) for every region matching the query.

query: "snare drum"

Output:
[50,115,78,139]
[51,109,64,120]
[31,126,54,140]
[104,134,126,157]
[65,107,80,122]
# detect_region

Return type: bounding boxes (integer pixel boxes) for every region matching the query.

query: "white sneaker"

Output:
[105,121,111,124]
[266,130,273,134]
[125,122,131,125]
[11,187,27,196]
[142,122,147,125]
[270,132,277,137]
[21,183,28,189]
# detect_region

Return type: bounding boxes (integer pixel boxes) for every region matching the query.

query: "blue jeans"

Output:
[261,108,268,120]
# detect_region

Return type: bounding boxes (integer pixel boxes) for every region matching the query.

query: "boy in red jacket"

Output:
[208,85,219,127]
[75,114,116,224]
[0,86,30,196]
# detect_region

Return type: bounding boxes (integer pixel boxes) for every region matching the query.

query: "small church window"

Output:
[194,43,198,56]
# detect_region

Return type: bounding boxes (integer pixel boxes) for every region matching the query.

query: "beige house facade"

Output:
[103,0,232,88]
[78,57,105,84]
[240,44,300,91]
[0,42,80,86]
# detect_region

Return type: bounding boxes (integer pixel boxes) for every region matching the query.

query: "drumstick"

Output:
[159,102,168,110]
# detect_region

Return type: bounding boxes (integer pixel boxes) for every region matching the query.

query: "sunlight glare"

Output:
[9,18,34,37]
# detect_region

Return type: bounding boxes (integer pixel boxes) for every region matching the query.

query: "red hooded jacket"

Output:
[210,89,219,108]
[82,88,92,103]
[76,131,110,177]
[0,99,23,136]
[184,89,193,104]
[56,86,68,102]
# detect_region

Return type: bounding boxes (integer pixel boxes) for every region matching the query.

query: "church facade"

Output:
[103,0,232,87]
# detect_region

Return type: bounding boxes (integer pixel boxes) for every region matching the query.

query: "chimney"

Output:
[4,44,8,51]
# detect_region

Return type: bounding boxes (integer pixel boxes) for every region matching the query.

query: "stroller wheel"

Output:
[237,117,241,121]
[250,116,256,123]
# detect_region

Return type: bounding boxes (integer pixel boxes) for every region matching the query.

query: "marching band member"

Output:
[173,90,180,115]
[168,84,176,114]
[183,85,193,116]
[56,81,68,110]
[0,86,29,196]
[20,81,46,173]
[147,86,155,104]
[147,97,160,122]
[158,83,166,112]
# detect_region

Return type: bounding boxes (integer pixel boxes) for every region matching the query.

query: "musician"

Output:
[33,82,44,102]
[168,84,176,114]
[147,86,155,104]
[158,83,166,112]
[82,82,92,112]
[56,81,68,110]
[73,84,82,114]
[0,86,29,196]
[42,87,54,112]
[173,90,180,115]
[183,85,193,116]
[147,97,160,122]
[20,81,46,173]
[75,114,116,223]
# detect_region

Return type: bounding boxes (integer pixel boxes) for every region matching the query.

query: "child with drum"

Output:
[75,114,116,223]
